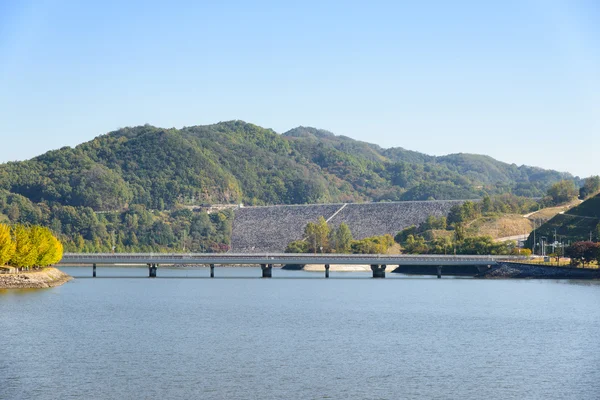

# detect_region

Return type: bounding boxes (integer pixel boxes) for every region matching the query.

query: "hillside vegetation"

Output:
[526,194,600,247]
[0,120,580,252]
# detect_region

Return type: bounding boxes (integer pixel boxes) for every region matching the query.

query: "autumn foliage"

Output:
[0,224,63,270]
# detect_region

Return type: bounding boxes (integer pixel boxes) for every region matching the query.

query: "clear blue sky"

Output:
[1,0,598,177]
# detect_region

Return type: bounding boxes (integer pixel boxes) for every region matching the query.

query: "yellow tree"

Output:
[31,226,51,268]
[45,235,64,266]
[315,217,330,252]
[10,225,38,270]
[0,223,16,265]
[304,217,331,253]
[35,226,63,267]
[304,222,318,253]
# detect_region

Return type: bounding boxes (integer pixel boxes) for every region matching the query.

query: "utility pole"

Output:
[532,219,536,255]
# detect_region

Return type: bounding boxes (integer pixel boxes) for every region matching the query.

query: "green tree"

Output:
[482,196,492,213]
[454,223,466,242]
[579,176,600,199]
[402,234,429,254]
[395,225,417,244]
[547,180,578,205]
[0,223,16,265]
[334,223,353,253]
[285,240,308,253]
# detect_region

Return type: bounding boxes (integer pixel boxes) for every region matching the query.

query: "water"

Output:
[1,267,599,399]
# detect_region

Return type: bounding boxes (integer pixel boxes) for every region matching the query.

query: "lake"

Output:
[1,266,599,399]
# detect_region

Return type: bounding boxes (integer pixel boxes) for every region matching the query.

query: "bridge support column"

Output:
[149,264,157,278]
[437,266,442,279]
[325,264,330,278]
[92,264,96,278]
[261,264,272,278]
[371,264,386,278]
[210,264,215,278]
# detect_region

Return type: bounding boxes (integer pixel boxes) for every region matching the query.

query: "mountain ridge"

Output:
[0,120,577,213]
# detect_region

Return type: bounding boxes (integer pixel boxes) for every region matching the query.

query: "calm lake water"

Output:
[1,266,599,399]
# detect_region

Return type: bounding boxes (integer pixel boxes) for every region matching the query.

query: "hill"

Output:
[0,120,579,252]
[525,194,600,249]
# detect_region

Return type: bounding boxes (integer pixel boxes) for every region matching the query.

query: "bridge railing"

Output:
[61,253,528,262]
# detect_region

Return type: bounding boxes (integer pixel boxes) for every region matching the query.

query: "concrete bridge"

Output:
[59,253,525,278]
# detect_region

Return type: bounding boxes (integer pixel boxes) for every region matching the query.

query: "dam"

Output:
[230,200,465,253]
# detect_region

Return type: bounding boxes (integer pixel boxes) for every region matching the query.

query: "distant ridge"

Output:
[0,120,579,253]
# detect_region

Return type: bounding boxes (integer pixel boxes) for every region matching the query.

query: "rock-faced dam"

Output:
[230,200,465,253]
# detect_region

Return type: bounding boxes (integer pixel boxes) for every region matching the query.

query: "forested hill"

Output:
[0,120,577,252]
[1,120,575,212]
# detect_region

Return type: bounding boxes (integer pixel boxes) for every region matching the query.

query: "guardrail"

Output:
[59,253,527,266]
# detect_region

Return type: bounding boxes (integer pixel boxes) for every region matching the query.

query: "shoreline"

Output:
[0,267,73,289]
[477,262,600,279]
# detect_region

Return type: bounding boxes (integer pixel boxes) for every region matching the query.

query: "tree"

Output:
[10,225,38,269]
[395,226,417,244]
[334,223,353,253]
[285,240,308,253]
[34,226,63,266]
[304,216,330,253]
[547,180,578,205]
[579,176,600,199]
[30,226,51,267]
[0,223,15,265]
[402,234,429,254]
[482,196,492,213]
[565,241,599,267]
[423,215,447,230]
[454,223,466,242]
[304,222,318,253]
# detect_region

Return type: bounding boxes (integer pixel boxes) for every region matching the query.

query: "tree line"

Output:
[285,217,395,254]
[0,224,63,270]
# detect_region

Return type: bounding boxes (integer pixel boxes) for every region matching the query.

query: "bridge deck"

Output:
[59,253,523,266]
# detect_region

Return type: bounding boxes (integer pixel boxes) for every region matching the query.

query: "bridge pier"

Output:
[149,264,158,278]
[261,264,272,278]
[210,264,215,278]
[371,264,386,278]
[437,266,442,279]
[92,263,96,278]
[325,264,330,278]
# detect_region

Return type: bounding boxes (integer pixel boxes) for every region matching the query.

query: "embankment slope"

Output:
[231,200,464,252]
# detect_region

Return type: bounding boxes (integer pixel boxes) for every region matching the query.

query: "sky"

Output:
[0,0,598,177]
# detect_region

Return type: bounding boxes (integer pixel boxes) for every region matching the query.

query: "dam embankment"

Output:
[0,267,73,289]
[231,200,465,253]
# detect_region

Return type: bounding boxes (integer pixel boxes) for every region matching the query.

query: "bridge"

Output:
[59,253,525,278]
